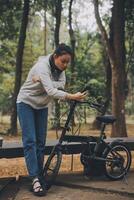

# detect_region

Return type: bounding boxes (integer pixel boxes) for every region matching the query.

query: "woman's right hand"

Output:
[66,91,87,101]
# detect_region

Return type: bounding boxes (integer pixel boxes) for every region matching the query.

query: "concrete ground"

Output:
[13,170,134,200]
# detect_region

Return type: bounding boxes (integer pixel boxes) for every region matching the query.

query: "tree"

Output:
[125,0,134,113]
[68,0,76,84]
[125,0,134,74]
[54,0,62,47]
[53,0,62,128]
[44,0,48,55]
[9,0,30,135]
[0,0,22,40]
[93,0,127,137]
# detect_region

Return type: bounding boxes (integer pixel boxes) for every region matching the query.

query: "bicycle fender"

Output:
[109,139,124,147]
[102,139,124,157]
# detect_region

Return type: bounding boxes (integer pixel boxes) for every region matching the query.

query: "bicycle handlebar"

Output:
[81,101,104,113]
[58,87,105,113]
[68,100,105,113]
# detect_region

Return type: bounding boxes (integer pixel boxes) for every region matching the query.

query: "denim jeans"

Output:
[17,102,48,178]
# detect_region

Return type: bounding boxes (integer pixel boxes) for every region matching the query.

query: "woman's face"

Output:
[54,54,71,71]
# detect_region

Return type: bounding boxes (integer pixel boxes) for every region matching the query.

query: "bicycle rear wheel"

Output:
[103,143,131,180]
[43,149,62,189]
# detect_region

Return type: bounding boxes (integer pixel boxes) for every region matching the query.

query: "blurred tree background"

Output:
[0,0,134,137]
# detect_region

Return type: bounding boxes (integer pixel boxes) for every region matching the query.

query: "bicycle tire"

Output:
[43,150,62,189]
[103,143,131,180]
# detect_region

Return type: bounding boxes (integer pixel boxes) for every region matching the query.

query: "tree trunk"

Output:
[100,34,112,113]
[54,0,62,127]
[92,46,112,130]
[68,0,76,126]
[68,0,76,83]
[44,1,47,55]
[9,0,30,135]
[54,0,62,47]
[93,0,127,137]
[111,0,127,137]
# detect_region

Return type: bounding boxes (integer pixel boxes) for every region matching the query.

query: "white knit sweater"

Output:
[17,54,67,109]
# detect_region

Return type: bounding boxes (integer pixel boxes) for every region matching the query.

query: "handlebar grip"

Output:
[90,102,105,113]
[81,85,91,93]
[91,102,102,108]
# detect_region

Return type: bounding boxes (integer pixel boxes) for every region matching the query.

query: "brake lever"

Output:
[90,102,105,113]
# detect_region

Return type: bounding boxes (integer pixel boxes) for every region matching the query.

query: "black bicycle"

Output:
[43,99,132,189]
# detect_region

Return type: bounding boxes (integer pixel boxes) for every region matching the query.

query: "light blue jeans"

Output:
[17,102,48,178]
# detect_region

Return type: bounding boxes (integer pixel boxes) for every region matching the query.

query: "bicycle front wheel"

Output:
[43,149,62,189]
[103,143,131,180]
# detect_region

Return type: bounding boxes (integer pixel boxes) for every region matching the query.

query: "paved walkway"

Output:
[12,170,134,200]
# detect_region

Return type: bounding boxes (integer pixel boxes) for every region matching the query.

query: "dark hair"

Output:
[54,43,73,56]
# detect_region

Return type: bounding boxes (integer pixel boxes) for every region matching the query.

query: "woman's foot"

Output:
[39,176,50,191]
[31,177,46,196]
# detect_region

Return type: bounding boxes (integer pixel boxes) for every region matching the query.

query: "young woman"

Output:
[17,43,86,196]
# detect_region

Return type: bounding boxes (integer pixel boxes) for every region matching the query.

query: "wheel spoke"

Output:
[48,167,55,172]
[43,151,62,189]
[104,144,131,180]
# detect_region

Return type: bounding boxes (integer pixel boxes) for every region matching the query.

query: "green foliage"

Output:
[0,0,22,40]
[0,39,17,113]
[0,0,22,114]
[66,32,106,98]
[0,0,134,116]
[0,39,17,73]
[87,79,105,97]
[0,74,14,113]
[22,13,51,81]
[126,101,134,115]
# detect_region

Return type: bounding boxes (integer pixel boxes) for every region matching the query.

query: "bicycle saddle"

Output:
[96,115,116,124]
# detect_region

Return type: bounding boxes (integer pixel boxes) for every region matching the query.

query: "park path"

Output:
[7,170,134,200]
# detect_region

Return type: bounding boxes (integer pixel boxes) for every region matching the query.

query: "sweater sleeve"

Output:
[36,61,67,99]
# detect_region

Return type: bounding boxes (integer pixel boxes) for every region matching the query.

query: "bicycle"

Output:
[43,98,132,189]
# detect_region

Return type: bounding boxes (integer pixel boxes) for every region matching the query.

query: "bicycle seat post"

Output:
[100,122,106,139]
[94,122,106,155]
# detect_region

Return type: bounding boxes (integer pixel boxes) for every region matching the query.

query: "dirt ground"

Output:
[0,131,84,178]
[0,141,134,179]
[0,154,84,178]
[1,124,134,200]
[15,184,133,200]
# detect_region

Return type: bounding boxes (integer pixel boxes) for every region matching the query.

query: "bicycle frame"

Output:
[59,100,77,144]
[47,100,77,156]
[53,99,105,151]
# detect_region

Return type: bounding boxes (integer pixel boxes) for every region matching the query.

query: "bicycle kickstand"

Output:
[122,173,128,185]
